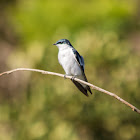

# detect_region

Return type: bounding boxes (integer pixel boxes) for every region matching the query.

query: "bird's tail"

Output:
[71,80,92,97]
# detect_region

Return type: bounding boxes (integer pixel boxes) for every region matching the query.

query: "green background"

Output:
[0,0,140,139]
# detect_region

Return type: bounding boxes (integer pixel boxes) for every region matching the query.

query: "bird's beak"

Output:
[53,43,56,45]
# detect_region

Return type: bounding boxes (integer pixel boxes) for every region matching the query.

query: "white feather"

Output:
[57,44,82,76]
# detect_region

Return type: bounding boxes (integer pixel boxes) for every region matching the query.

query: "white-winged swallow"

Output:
[53,39,92,96]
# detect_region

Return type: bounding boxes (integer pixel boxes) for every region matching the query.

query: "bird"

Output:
[53,39,92,96]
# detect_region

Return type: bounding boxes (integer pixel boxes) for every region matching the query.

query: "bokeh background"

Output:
[0,0,140,140]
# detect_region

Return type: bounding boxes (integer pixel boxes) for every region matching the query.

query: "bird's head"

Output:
[53,39,72,48]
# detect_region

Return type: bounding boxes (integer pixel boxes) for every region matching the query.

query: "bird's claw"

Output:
[64,74,66,79]
[64,74,67,79]
[71,75,76,81]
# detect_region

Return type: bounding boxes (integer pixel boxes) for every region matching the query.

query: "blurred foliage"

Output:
[0,0,140,140]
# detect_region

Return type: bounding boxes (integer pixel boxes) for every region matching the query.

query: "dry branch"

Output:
[0,68,140,114]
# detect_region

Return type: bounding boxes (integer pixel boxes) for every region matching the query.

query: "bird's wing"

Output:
[72,48,85,72]
[72,48,92,95]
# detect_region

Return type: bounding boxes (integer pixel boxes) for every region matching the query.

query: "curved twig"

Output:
[0,68,140,114]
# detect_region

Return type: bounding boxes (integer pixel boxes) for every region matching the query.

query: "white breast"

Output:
[58,47,82,76]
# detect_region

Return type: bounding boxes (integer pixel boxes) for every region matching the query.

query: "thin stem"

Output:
[0,68,140,114]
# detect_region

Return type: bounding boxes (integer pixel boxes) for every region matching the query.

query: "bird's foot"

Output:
[64,74,71,79]
[71,75,76,81]
[64,74,67,79]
